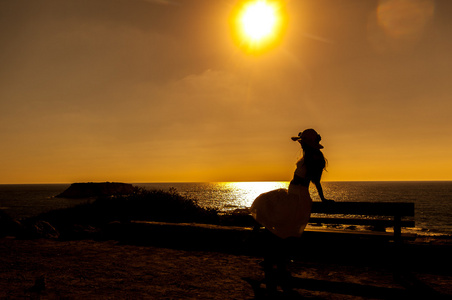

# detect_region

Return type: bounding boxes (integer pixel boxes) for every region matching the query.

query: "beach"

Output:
[1,230,451,299]
[1,238,263,299]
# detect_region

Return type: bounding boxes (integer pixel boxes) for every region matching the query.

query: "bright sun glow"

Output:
[230,0,287,55]
[241,1,277,41]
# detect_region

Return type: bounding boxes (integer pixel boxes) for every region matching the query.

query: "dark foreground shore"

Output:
[1,223,451,299]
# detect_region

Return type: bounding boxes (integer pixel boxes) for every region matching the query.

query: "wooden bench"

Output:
[307,202,416,244]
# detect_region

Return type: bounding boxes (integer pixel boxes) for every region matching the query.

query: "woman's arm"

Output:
[306,152,334,202]
[313,180,334,203]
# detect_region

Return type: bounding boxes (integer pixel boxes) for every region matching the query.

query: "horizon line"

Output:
[1,179,452,185]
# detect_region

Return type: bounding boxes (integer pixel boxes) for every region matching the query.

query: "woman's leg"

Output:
[262,230,280,292]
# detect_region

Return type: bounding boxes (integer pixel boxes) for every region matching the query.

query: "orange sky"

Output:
[1,0,451,184]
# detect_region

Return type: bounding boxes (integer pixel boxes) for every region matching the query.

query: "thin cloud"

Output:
[301,33,334,44]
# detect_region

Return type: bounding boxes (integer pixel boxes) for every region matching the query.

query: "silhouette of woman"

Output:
[250,128,333,292]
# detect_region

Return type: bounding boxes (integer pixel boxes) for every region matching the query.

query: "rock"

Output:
[67,224,101,240]
[30,221,60,239]
[0,209,24,238]
[56,182,134,198]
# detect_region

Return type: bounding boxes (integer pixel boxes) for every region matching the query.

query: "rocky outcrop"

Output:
[56,182,134,198]
[0,210,60,239]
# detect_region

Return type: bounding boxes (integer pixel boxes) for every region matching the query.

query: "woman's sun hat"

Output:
[291,129,323,149]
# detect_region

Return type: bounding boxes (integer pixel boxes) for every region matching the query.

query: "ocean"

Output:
[1,181,451,237]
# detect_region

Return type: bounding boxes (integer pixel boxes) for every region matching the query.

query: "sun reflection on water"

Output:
[217,181,288,211]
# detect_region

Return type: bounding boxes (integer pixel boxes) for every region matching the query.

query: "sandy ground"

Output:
[1,237,451,299]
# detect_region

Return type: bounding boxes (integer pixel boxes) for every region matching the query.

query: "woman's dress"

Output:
[250,158,313,239]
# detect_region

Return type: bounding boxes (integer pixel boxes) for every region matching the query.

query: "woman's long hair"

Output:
[302,146,327,181]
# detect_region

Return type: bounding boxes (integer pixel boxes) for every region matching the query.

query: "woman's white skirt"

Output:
[250,185,312,239]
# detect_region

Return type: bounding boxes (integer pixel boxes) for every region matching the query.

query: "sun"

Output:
[241,1,277,42]
[230,0,287,55]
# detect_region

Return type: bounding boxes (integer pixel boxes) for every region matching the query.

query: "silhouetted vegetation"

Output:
[23,187,221,238]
